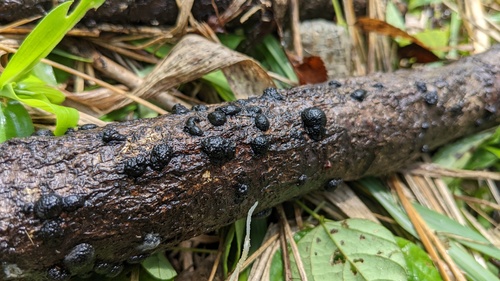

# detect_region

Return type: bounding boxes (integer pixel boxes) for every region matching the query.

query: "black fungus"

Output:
[208,111,227,126]
[372,82,384,88]
[450,103,463,115]
[235,183,249,204]
[123,154,149,178]
[192,104,208,112]
[251,135,269,156]
[149,143,173,171]
[63,243,96,275]
[415,81,427,92]
[253,208,273,218]
[421,144,430,153]
[245,106,262,115]
[32,129,54,136]
[39,219,64,243]
[217,104,241,116]
[34,193,63,219]
[325,178,343,192]
[297,174,308,186]
[137,233,161,251]
[47,266,71,281]
[301,107,327,141]
[350,89,367,102]
[102,128,126,143]
[254,114,270,131]
[201,136,236,164]
[172,104,190,114]
[127,254,150,264]
[421,122,430,130]
[78,124,98,131]
[62,195,85,212]
[328,80,342,88]
[424,91,438,105]
[64,128,76,135]
[261,87,284,100]
[184,117,203,136]
[94,261,124,278]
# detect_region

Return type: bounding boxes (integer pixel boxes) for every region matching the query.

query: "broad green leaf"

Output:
[0,84,78,135]
[290,219,407,281]
[0,0,105,87]
[141,252,177,280]
[0,100,34,141]
[396,237,442,281]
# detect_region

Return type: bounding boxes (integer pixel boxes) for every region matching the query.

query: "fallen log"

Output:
[0,46,499,280]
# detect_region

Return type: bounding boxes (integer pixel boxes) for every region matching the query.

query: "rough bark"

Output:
[0,0,337,25]
[0,46,499,280]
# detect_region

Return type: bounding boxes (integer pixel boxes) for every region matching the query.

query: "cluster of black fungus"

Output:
[328,80,342,88]
[47,265,71,281]
[301,107,327,141]
[245,106,262,115]
[61,195,85,212]
[216,104,241,116]
[254,114,270,131]
[38,219,64,243]
[261,87,284,100]
[372,82,384,89]
[123,154,149,178]
[172,104,190,114]
[34,193,63,219]
[415,81,427,92]
[424,91,438,105]
[94,261,124,278]
[102,128,126,143]
[149,143,173,171]
[192,104,208,111]
[350,89,367,102]
[325,178,343,192]
[250,135,269,156]
[63,243,96,275]
[201,136,236,164]
[184,117,203,136]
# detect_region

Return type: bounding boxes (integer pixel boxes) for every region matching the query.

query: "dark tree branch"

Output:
[0,46,499,280]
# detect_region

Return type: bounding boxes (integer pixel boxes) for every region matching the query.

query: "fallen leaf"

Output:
[288,53,328,85]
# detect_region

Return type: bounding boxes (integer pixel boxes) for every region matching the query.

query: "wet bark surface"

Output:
[0,46,499,280]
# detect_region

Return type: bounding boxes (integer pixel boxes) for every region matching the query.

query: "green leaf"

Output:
[141,252,177,280]
[448,242,500,281]
[0,0,105,87]
[290,219,407,280]
[203,71,236,101]
[396,237,442,281]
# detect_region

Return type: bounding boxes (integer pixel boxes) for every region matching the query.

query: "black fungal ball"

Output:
[62,195,85,212]
[32,129,54,136]
[235,183,249,204]
[251,135,269,156]
[127,254,150,264]
[201,136,236,164]
[325,178,343,192]
[63,243,96,275]
[301,107,327,141]
[192,104,208,112]
[297,174,308,186]
[415,81,427,92]
[184,117,203,136]
[254,114,270,131]
[372,82,384,88]
[424,91,438,105]
[94,261,124,278]
[262,87,284,100]
[64,128,76,135]
[39,219,64,243]
[149,143,173,171]
[350,89,367,102]
[172,104,190,114]
[328,80,342,88]
[208,111,227,126]
[78,124,98,131]
[47,266,71,281]
[34,193,63,219]
[123,154,149,178]
[102,128,126,143]
[246,106,262,115]
[217,104,242,116]
[137,233,161,252]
